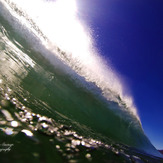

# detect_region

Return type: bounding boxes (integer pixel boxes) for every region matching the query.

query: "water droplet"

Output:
[5,128,14,135]
[71,139,80,146]
[56,145,60,149]
[12,98,16,101]
[21,129,33,137]
[39,116,47,121]
[41,122,48,128]
[85,153,91,159]
[1,109,13,121]
[81,141,85,146]
[11,121,18,127]
[7,87,12,92]
[65,143,71,148]
[25,112,32,120]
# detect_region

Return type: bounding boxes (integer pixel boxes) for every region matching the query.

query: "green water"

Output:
[0,1,163,162]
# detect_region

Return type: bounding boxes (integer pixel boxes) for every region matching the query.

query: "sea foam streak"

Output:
[0,0,138,119]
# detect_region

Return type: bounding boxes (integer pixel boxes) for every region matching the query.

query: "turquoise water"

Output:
[0,0,163,162]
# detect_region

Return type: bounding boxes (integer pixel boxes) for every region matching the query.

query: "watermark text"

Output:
[0,142,14,152]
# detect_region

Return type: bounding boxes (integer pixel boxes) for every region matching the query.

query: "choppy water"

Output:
[0,0,163,162]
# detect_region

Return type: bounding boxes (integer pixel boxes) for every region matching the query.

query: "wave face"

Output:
[0,0,162,161]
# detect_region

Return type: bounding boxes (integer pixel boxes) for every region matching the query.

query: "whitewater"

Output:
[0,0,139,118]
[0,0,163,162]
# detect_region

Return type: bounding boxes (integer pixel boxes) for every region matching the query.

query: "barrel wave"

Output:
[0,0,162,162]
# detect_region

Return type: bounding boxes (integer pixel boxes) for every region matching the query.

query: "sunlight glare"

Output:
[6,0,139,119]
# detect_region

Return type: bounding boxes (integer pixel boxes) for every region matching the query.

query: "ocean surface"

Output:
[0,0,163,162]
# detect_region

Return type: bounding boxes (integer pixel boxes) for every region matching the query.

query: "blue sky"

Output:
[78,0,163,149]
